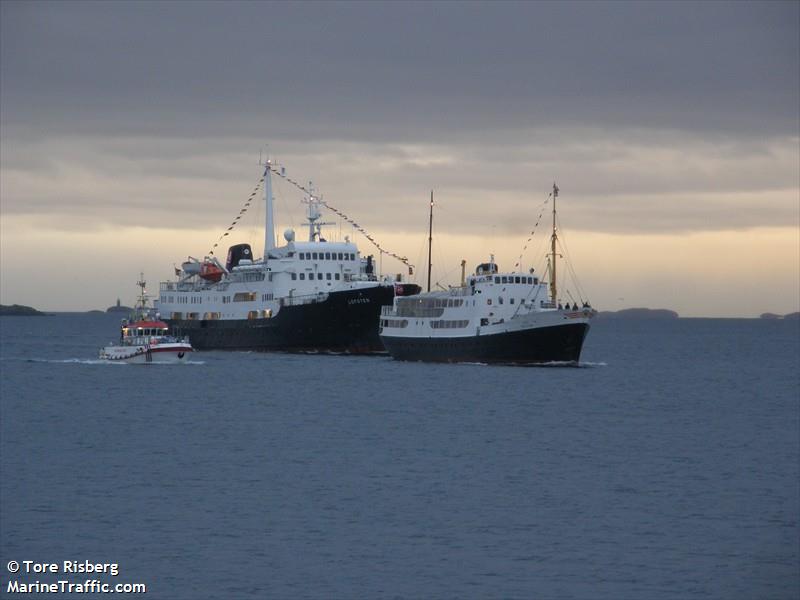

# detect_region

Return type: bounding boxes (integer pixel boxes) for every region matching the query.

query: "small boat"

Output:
[99,275,193,363]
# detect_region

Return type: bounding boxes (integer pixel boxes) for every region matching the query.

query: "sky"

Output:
[1,1,798,317]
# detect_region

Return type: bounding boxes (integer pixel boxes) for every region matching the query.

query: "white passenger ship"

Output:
[379,184,595,364]
[156,162,419,352]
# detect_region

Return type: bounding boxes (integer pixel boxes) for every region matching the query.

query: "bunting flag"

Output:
[513,192,552,269]
[265,164,415,271]
[208,173,265,256]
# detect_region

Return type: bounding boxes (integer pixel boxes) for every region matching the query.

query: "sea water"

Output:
[1,313,798,599]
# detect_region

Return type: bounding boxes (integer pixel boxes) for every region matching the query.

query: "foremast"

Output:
[550,182,559,305]
[263,160,275,256]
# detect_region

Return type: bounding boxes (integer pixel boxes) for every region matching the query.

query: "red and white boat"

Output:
[99,275,194,364]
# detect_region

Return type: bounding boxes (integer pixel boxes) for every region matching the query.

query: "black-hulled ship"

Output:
[156,161,419,352]
[379,184,596,364]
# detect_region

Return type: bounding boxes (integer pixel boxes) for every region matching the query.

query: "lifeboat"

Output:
[199,260,224,282]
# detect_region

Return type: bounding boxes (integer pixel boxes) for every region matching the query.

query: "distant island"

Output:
[0,304,48,316]
[106,298,133,314]
[596,308,679,320]
[760,312,800,320]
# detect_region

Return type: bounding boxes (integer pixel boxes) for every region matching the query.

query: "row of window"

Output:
[396,297,464,310]
[222,293,255,303]
[380,319,409,328]
[291,272,341,281]
[298,251,356,261]
[430,319,470,329]
[163,295,202,304]
[124,328,168,337]
[487,297,527,306]
[493,275,538,285]
[247,309,272,319]
[431,298,464,309]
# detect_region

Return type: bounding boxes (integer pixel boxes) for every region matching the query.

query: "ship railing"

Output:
[279,292,330,307]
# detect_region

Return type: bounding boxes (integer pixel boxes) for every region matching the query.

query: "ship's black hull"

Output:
[166,286,397,353]
[380,322,590,364]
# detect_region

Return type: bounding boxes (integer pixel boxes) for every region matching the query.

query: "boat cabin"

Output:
[121,320,171,345]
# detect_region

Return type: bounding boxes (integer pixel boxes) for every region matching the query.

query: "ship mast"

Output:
[550,182,559,305]
[427,190,434,293]
[136,272,147,312]
[263,159,276,257]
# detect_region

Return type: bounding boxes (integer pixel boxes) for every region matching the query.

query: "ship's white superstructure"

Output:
[155,161,419,352]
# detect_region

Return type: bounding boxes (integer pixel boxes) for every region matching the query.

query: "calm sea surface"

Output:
[1,313,798,599]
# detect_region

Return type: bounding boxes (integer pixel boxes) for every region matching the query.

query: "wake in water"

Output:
[0,357,206,365]
[426,360,607,368]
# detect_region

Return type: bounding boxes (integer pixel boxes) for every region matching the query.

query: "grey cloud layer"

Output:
[2,1,798,140]
[1,1,798,239]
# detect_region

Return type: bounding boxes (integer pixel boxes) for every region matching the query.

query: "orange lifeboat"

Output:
[199,260,224,282]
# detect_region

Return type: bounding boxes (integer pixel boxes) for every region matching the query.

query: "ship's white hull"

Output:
[99,342,193,364]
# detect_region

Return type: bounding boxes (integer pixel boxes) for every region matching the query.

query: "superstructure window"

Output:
[350,253,355,260]
[326,273,331,280]
[337,252,343,260]
[494,276,500,283]
[291,273,297,280]
[317,273,323,280]
[335,273,340,280]
[299,252,305,260]
[299,273,305,280]
[325,252,331,260]
[233,292,257,302]
[312,252,318,260]
[515,276,521,283]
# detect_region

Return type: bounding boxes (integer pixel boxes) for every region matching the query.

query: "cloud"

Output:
[2,132,797,237]
[2,2,797,141]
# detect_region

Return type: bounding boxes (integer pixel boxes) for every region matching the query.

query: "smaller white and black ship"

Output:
[379,184,596,364]
[100,275,193,363]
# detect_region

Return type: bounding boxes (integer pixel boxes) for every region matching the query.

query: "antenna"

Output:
[427,190,434,293]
